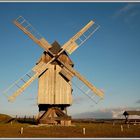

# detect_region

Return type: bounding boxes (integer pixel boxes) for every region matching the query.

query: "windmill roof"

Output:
[36,41,74,67]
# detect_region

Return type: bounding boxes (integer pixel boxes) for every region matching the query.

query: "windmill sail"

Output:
[14,16,52,51]
[6,62,50,102]
[62,21,100,54]
[72,77,102,104]
[57,58,104,99]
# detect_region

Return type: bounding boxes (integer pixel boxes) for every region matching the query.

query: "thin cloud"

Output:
[73,110,113,119]
[113,3,137,18]
[72,106,140,119]
[112,3,140,29]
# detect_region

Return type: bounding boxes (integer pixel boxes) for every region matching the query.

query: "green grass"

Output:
[0,122,140,138]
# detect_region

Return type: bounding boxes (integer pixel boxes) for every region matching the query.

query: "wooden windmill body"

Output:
[5,16,104,126]
[37,42,74,124]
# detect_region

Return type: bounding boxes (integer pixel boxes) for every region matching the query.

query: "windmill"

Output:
[3,16,104,126]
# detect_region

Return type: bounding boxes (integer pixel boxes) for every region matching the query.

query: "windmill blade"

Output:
[58,59,104,99]
[62,20,100,54]
[72,79,102,104]
[5,61,52,102]
[14,16,52,51]
[14,16,100,67]
[65,63,103,99]
[14,16,99,58]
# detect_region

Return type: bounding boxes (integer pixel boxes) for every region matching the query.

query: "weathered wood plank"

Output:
[37,64,72,105]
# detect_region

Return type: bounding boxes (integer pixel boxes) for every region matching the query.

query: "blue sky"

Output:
[0,2,140,118]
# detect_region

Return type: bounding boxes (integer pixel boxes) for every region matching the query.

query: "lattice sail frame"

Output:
[2,16,103,103]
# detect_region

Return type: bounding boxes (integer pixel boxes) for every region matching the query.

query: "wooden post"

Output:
[121,125,123,132]
[83,128,86,135]
[20,127,24,134]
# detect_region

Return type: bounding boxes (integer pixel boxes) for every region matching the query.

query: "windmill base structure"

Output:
[3,16,104,126]
[38,105,71,125]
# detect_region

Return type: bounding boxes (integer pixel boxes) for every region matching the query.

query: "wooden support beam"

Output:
[14,20,51,51]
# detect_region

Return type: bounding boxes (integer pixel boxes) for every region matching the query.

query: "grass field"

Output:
[0,122,140,138]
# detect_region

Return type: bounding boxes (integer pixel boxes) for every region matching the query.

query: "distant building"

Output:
[123,111,140,123]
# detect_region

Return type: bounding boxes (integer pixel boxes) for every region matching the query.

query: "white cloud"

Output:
[72,106,140,119]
